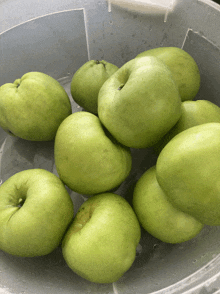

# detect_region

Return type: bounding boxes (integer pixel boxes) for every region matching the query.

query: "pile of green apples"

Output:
[0,46,220,284]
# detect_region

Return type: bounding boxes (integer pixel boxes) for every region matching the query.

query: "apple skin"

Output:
[0,72,72,141]
[54,111,132,195]
[133,166,203,243]
[154,100,220,153]
[0,169,74,257]
[136,47,200,101]
[98,56,182,148]
[62,192,141,283]
[70,60,118,114]
[156,123,220,226]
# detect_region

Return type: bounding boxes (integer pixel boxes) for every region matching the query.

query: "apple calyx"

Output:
[14,79,21,88]
[95,60,106,68]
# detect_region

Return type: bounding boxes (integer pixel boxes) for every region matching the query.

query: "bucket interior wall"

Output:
[0,0,220,293]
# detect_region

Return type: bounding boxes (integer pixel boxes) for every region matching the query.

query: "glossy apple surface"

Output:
[98,56,181,148]
[154,99,220,153]
[136,47,200,101]
[54,111,132,195]
[156,123,220,226]
[0,169,74,257]
[0,72,72,141]
[71,60,118,114]
[62,193,141,283]
[133,166,203,243]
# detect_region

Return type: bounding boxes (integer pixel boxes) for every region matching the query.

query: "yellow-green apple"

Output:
[62,192,141,283]
[156,123,220,226]
[0,72,72,141]
[154,100,220,153]
[98,56,182,148]
[136,47,200,101]
[54,111,132,195]
[133,166,203,243]
[71,60,118,114]
[0,169,74,257]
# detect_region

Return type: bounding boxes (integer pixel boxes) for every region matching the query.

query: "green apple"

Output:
[136,47,200,101]
[70,60,118,114]
[54,111,132,195]
[156,122,220,226]
[0,72,72,141]
[98,56,182,148]
[154,100,220,153]
[133,166,203,243]
[62,192,141,283]
[0,169,74,257]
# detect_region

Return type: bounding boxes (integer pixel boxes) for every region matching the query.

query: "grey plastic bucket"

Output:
[0,0,220,293]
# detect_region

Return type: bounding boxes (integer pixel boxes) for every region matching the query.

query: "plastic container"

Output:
[0,0,220,293]
[109,0,177,22]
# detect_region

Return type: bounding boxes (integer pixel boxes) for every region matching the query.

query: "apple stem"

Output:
[18,198,25,208]
[96,60,106,68]
[14,79,21,88]
[117,84,124,90]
